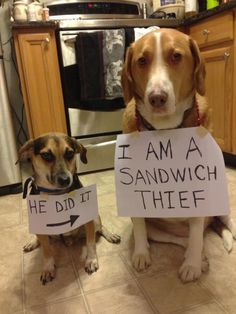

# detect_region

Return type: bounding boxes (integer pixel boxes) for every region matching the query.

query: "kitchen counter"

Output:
[12,1,236,31]
[12,21,57,29]
[12,18,180,30]
[183,0,236,26]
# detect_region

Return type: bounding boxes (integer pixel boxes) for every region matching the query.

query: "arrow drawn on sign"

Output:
[46,215,80,228]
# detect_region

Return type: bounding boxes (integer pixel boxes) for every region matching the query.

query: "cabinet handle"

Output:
[202,29,210,36]
[224,52,230,59]
[44,37,50,43]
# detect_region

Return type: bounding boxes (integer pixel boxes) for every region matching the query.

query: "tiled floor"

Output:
[1,168,236,314]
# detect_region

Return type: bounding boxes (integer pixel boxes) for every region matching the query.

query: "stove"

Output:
[46,0,142,26]
[51,0,178,173]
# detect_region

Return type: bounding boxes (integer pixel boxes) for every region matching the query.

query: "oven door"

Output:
[76,134,117,173]
[71,108,124,173]
[58,29,126,173]
[58,29,125,114]
[58,29,125,135]
[69,108,124,137]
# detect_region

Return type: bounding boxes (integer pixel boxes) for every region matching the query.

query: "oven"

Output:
[46,0,178,173]
[58,27,127,173]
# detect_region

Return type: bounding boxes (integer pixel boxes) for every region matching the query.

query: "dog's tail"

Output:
[211,216,236,253]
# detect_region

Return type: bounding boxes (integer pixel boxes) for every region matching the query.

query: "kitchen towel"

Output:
[62,64,124,111]
[103,29,125,99]
[75,31,105,100]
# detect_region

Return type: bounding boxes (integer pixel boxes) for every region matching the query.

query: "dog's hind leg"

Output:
[146,222,209,273]
[95,216,121,243]
[219,215,236,239]
[211,218,233,252]
[23,235,40,252]
[146,222,188,248]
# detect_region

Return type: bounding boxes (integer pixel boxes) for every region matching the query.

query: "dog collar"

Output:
[22,175,83,199]
[135,108,156,131]
[135,97,201,131]
[34,185,66,194]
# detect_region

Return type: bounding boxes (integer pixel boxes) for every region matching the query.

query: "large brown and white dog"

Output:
[18,133,120,284]
[121,28,236,282]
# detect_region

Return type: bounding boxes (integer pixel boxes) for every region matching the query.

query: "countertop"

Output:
[12,18,180,30]
[12,1,236,30]
[183,0,236,25]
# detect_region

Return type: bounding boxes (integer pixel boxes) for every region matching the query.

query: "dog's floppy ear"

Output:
[16,139,34,163]
[121,45,134,104]
[77,143,87,164]
[66,136,87,164]
[189,38,206,96]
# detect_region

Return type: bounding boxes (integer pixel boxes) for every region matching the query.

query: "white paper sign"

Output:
[115,127,229,218]
[27,185,98,234]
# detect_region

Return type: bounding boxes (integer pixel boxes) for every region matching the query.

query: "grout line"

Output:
[26,295,89,313]
[119,252,159,314]
[68,248,159,312]
[170,300,229,314]
[69,248,92,314]
[19,194,24,225]
[83,278,143,297]
[197,281,230,313]
[21,250,26,313]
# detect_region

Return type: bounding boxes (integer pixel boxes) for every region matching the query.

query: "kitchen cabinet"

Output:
[201,46,233,152]
[13,26,67,138]
[187,11,236,154]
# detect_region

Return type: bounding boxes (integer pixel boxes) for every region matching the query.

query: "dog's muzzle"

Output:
[148,91,168,109]
[55,172,72,188]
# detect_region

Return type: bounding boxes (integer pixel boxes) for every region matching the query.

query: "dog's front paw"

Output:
[85,257,99,274]
[230,223,236,240]
[132,251,151,272]
[40,265,56,285]
[23,237,40,252]
[201,255,209,273]
[40,268,56,285]
[107,233,121,244]
[179,262,201,283]
[99,226,121,244]
[40,257,56,285]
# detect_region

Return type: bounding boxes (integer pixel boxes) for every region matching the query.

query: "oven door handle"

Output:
[61,30,102,44]
[85,139,116,149]
[63,36,77,44]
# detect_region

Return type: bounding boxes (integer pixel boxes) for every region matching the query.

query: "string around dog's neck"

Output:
[135,96,201,132]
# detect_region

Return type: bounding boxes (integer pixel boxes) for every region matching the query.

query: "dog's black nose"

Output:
[149,91,168,108]
[57,174,71,187]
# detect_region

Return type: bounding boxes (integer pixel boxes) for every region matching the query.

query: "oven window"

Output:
[59,28,135,112]
[62,64,125,111]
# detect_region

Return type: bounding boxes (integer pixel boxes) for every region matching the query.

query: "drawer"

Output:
[189,12,233,48]
[76,135,117,173]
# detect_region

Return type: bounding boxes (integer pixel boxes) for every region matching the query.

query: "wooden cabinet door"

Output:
[201,46,233,152]
[16,31,67,137]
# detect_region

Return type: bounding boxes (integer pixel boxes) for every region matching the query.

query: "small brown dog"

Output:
[19,133,120,284]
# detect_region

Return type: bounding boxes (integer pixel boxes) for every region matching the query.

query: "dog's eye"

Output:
[64,150,75,161]
[138,56,147,66]
[170,52,182,64]
[40,151,55,162]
